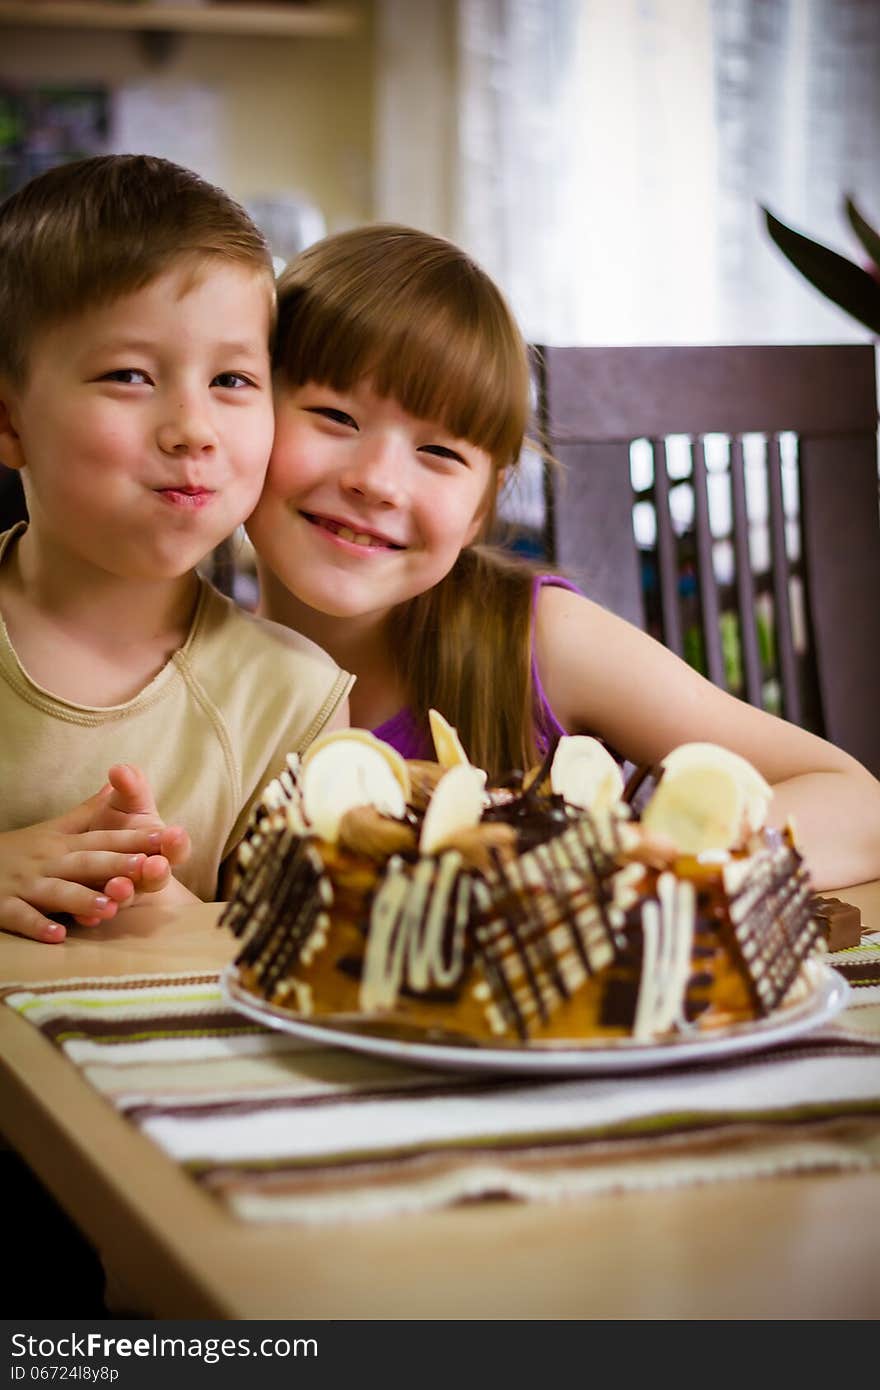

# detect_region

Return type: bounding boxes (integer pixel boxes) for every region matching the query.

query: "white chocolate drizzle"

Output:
[360,853,470,1012]
[632,872,696,1040]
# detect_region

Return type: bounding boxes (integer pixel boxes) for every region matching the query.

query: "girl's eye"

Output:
[213,372,255,389]
[100,368,151,386]
[306,406,358,429]
[420,444,468,465]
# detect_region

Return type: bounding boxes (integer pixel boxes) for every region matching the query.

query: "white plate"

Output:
[220,958,848,1077]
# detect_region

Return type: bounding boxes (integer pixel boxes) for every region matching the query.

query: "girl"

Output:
[246,224,880,891]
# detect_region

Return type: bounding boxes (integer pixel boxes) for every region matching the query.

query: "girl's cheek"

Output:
[264,451,299,493]
[267,433,315,489]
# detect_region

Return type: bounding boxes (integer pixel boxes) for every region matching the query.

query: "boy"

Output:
[0,155,352,943]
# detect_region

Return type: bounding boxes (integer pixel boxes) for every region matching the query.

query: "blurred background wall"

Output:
[1,0,879,345]
[1,0,376,258]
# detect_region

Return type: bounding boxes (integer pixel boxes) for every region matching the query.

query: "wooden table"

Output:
[2,884,879,1320]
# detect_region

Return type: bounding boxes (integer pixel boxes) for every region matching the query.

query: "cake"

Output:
[220,716,824,1046]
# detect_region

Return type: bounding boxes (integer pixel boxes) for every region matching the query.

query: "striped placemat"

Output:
[4,940,880,1224]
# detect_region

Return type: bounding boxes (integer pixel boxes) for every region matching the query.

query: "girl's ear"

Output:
[0,385,26,472]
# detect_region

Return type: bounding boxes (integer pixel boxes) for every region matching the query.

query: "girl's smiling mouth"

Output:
[301,511,406,550]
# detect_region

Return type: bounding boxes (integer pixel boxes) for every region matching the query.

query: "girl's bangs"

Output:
[277,270,529,467]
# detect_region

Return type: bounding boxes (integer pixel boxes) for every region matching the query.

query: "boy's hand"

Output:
[0,789,177,945]
[76,764,192,924]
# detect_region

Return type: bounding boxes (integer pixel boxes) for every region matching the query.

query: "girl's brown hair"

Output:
[274,224,545,777]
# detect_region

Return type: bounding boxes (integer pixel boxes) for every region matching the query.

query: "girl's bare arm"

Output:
[534,585,880,890]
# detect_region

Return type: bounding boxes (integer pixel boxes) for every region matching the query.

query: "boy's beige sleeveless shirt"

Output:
[0,526,353,900]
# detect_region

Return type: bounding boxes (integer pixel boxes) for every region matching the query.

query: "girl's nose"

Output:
[156,400,218,456]
[340,437,405,507]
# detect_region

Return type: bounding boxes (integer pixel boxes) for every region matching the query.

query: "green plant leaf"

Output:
[762,205,880,335]
[844,195,880,273]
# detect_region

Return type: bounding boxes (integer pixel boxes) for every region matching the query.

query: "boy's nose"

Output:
[157,404,218,456]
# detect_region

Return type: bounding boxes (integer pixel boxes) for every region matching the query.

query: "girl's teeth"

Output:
[337,525,378,547]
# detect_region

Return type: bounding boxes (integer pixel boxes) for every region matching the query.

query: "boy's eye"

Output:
[100,368,151,385]
[213,372,255,389]
[307,406,358,429]
[420,444,468,465]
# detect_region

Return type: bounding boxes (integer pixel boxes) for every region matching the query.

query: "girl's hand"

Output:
[0,789,178,944]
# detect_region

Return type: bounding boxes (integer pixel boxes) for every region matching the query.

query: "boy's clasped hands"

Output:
[0,764,190,943]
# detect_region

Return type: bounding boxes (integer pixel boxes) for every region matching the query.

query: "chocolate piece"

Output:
[812,895,863,951]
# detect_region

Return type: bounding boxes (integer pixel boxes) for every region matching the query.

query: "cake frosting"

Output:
[221,718,824,1047]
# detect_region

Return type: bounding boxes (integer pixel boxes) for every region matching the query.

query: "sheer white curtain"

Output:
[374,0,880,345]
[713,0,880,343]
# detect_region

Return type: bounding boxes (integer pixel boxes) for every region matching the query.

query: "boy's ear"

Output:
[0,384,26,472]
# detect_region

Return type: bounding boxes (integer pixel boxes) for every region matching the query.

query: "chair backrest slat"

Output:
[653,440,684,656]
[765,434,802,726]
[691,437,726,688]
[729,436,764,707]
[536,343,880,775]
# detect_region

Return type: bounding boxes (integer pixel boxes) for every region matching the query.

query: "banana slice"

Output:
[302,728,411,802]
[641,742,771,853]
[301,732,409,843]
[419,764,488,855]
[641,766,744,854]
[428,708,471,770]
[550,735,624,813]
[659,742,772,835]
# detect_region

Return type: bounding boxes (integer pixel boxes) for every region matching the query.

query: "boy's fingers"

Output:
[30,878,119,920]
[71,834,166,856]
[106,764,160,818]
[0,899,67,944]
[133,855,173,894]
[63,850,149,885]
[160,825,191,866]
[102,858,171,904]
[0,873,120,941]
[73,829,164,855]
[73,898,119,927]
[103,877,136,905]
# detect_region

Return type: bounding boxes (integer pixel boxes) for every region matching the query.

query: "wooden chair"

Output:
[534,344,880,777]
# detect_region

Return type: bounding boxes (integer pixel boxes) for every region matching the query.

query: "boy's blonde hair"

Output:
[274,224,544,777]
[0,154,275,385]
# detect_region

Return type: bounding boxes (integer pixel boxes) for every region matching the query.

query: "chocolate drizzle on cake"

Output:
[469,817,624,1040]
[724,832,822,1014]
[221,819,330,1010]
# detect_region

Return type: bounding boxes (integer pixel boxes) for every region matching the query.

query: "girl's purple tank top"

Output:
[371,705,431,760]
[372,574,581,759]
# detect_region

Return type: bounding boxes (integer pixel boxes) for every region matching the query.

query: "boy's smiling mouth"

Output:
[301,511,406,550]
